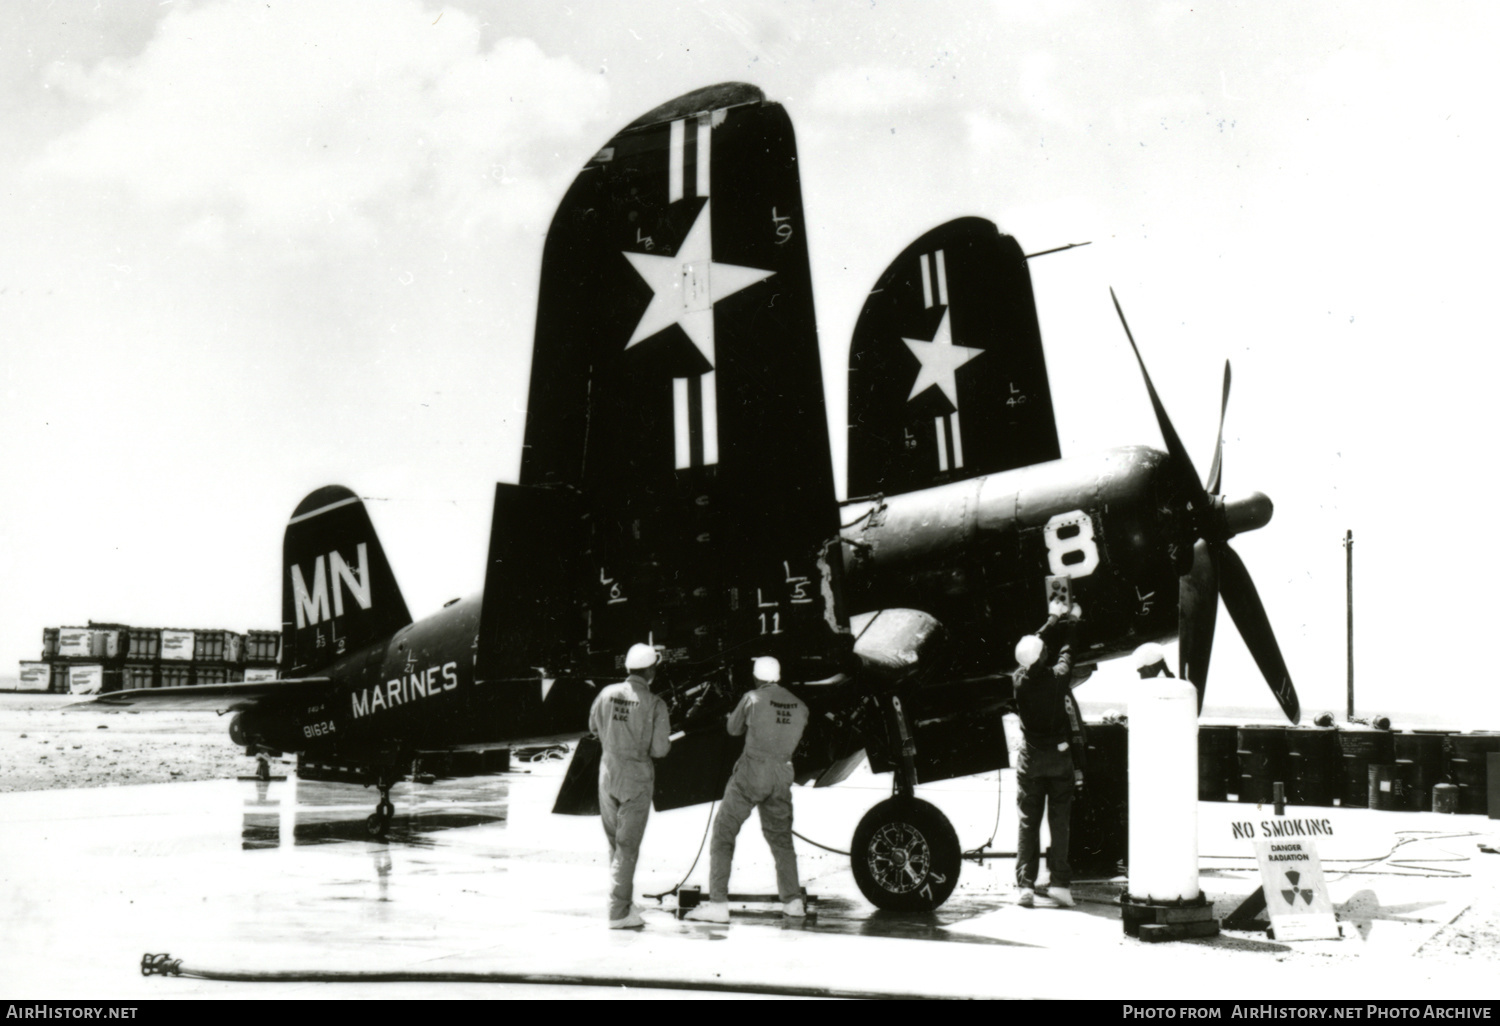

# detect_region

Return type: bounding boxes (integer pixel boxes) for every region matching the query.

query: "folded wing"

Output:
[520,83,849,690]
[848,218,1060,498]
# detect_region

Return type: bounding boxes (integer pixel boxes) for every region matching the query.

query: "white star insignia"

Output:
[622,200,775,367]
[902,307,984,408]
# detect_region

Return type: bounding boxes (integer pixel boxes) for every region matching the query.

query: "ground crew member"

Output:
[685,656,809,923]
[589,642,671,929]
[1012,602,1087,910]
[1133,642,1174,679]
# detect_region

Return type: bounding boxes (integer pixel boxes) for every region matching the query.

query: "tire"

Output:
[850,797,961,911]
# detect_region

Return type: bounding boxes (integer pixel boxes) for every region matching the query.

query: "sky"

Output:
[2,1,1497,723]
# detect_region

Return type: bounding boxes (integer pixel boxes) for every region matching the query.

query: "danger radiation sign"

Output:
[1252,838,1339,941]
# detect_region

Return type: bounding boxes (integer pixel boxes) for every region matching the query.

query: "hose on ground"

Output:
[644,800,715,902]
[139,952,939,999]
[1200,830,1481,879]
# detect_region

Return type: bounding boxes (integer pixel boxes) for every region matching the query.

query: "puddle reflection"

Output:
[241,775,509,850]
[373,845,392,901]
[847,902,1036,947]
[671,897,1035,947]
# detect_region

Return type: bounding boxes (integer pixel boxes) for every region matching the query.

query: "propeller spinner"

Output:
[1109,289,1300,724]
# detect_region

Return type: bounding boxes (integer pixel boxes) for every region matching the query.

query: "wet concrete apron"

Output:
[1,758,1496,998]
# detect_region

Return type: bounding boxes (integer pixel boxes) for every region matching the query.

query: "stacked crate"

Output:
[45,624,125,694]
[158,629,195,687]
[243,630,281,683]
[17,621,279,693]
[193,630,244,685]
[124,628,161,690]
[17,662,51,692]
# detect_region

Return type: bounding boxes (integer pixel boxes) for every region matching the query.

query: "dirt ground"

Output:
[1411,866,1500,964]
[3,692,1498,970]
[0,693,262,791]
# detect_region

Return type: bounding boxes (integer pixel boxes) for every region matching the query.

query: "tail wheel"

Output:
[367,799,395,839]
[850,797,961,911]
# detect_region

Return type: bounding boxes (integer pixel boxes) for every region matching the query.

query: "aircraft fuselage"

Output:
[840,445,1191,678]
[243,445,1193,761]
[236,595,592,764]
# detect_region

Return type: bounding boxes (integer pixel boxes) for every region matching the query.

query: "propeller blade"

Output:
[1214,541,1301,724]
[1206,361,1231,496]
[1178,539,1218,711]
[1108,289,1211,513]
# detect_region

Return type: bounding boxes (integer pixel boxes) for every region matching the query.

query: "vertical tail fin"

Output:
[847,218,1061,497]
[281,485,412,675]
[476,481,586,680]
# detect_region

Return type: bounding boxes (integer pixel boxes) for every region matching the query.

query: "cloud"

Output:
[34,0,609,247]
[804,65,940,118]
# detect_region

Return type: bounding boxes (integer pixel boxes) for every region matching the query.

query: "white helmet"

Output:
[1015,635,1045,668]
[753,656,781,683]
[625,643,658,671]
[1132,642,1168,671]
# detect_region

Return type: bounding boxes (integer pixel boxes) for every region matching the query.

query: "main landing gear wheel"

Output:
[851,797,961,912]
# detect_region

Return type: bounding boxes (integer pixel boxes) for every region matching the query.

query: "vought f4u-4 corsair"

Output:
[91,82,1299,912]
[92,482,606,837]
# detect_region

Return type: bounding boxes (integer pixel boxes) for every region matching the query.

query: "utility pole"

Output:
[1344,530,1354,721]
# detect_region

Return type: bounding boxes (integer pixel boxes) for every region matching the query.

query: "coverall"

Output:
[707,683,810,904]
[1013,622,1087,892]
[589,674,672,922]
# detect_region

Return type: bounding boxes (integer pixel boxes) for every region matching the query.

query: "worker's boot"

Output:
[1049,886,1076,908]
[1016,886,1035,908]
[608,910,645,929]
[684,901,730,923]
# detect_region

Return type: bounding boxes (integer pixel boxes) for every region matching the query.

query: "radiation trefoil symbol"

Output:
[1281,870,1315,906]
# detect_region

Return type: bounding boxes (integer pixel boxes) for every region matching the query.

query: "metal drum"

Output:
[1446,732,1500,815]
[1284,727,1340,806]
[1393,731,1446,812]
[1368,764,1400,810]
[1433,782,1459,814]
[1070,723,1128,878]
[1237,725,1291,805]
[1198,724,1240,802]
[1337,727,1394,808]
